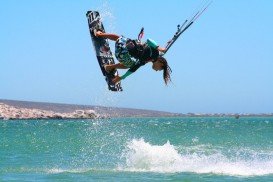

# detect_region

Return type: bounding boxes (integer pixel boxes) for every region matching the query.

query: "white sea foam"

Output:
[119,138,273,176]
[47,168,90,174]
[97,1,117,34]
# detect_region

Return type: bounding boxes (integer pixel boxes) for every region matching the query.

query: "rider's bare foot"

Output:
[104,64,115,73]
[95,30,103,37]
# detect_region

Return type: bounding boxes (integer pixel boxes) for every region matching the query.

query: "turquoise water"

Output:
[1,117,273,181]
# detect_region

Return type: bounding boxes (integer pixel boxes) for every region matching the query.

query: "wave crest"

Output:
[119,138,273,176]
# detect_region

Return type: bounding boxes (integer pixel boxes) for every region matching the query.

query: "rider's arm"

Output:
[120,63,141,80]
[147,38,166,53]
[120,70,133,80]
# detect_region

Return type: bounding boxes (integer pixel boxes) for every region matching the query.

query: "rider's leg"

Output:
[95,31,120,41]
[104,62,127,72]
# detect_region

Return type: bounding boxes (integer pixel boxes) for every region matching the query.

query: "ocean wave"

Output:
[0,167,114,175]
[118,138,273,176]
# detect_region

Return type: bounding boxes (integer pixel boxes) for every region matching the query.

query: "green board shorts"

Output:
[115,36,136,68]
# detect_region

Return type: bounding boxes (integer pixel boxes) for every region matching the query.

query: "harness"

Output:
[126,39,155,63]
[126,39,143,59]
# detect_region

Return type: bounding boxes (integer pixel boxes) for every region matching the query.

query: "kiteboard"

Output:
[86,11,122,92]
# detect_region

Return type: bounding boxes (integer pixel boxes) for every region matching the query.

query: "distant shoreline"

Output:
[0,99,182,120]
[0,102,99,120]
[0,99,272,120]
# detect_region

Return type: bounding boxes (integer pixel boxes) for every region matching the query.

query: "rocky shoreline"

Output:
[0,103,100,120]
[1,100,272,120]
[0,99,183,118]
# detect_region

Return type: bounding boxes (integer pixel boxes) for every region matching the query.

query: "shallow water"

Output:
[1,117,273,181]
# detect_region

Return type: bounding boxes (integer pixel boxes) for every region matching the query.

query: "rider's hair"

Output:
[158,57,172,85]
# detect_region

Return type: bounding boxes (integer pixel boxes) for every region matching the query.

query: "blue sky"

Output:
[1,0,273,113]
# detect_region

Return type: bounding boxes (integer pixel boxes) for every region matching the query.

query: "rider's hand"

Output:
[157,47,166,53]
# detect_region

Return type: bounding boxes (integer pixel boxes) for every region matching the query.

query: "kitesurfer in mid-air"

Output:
[94,30,172,85]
